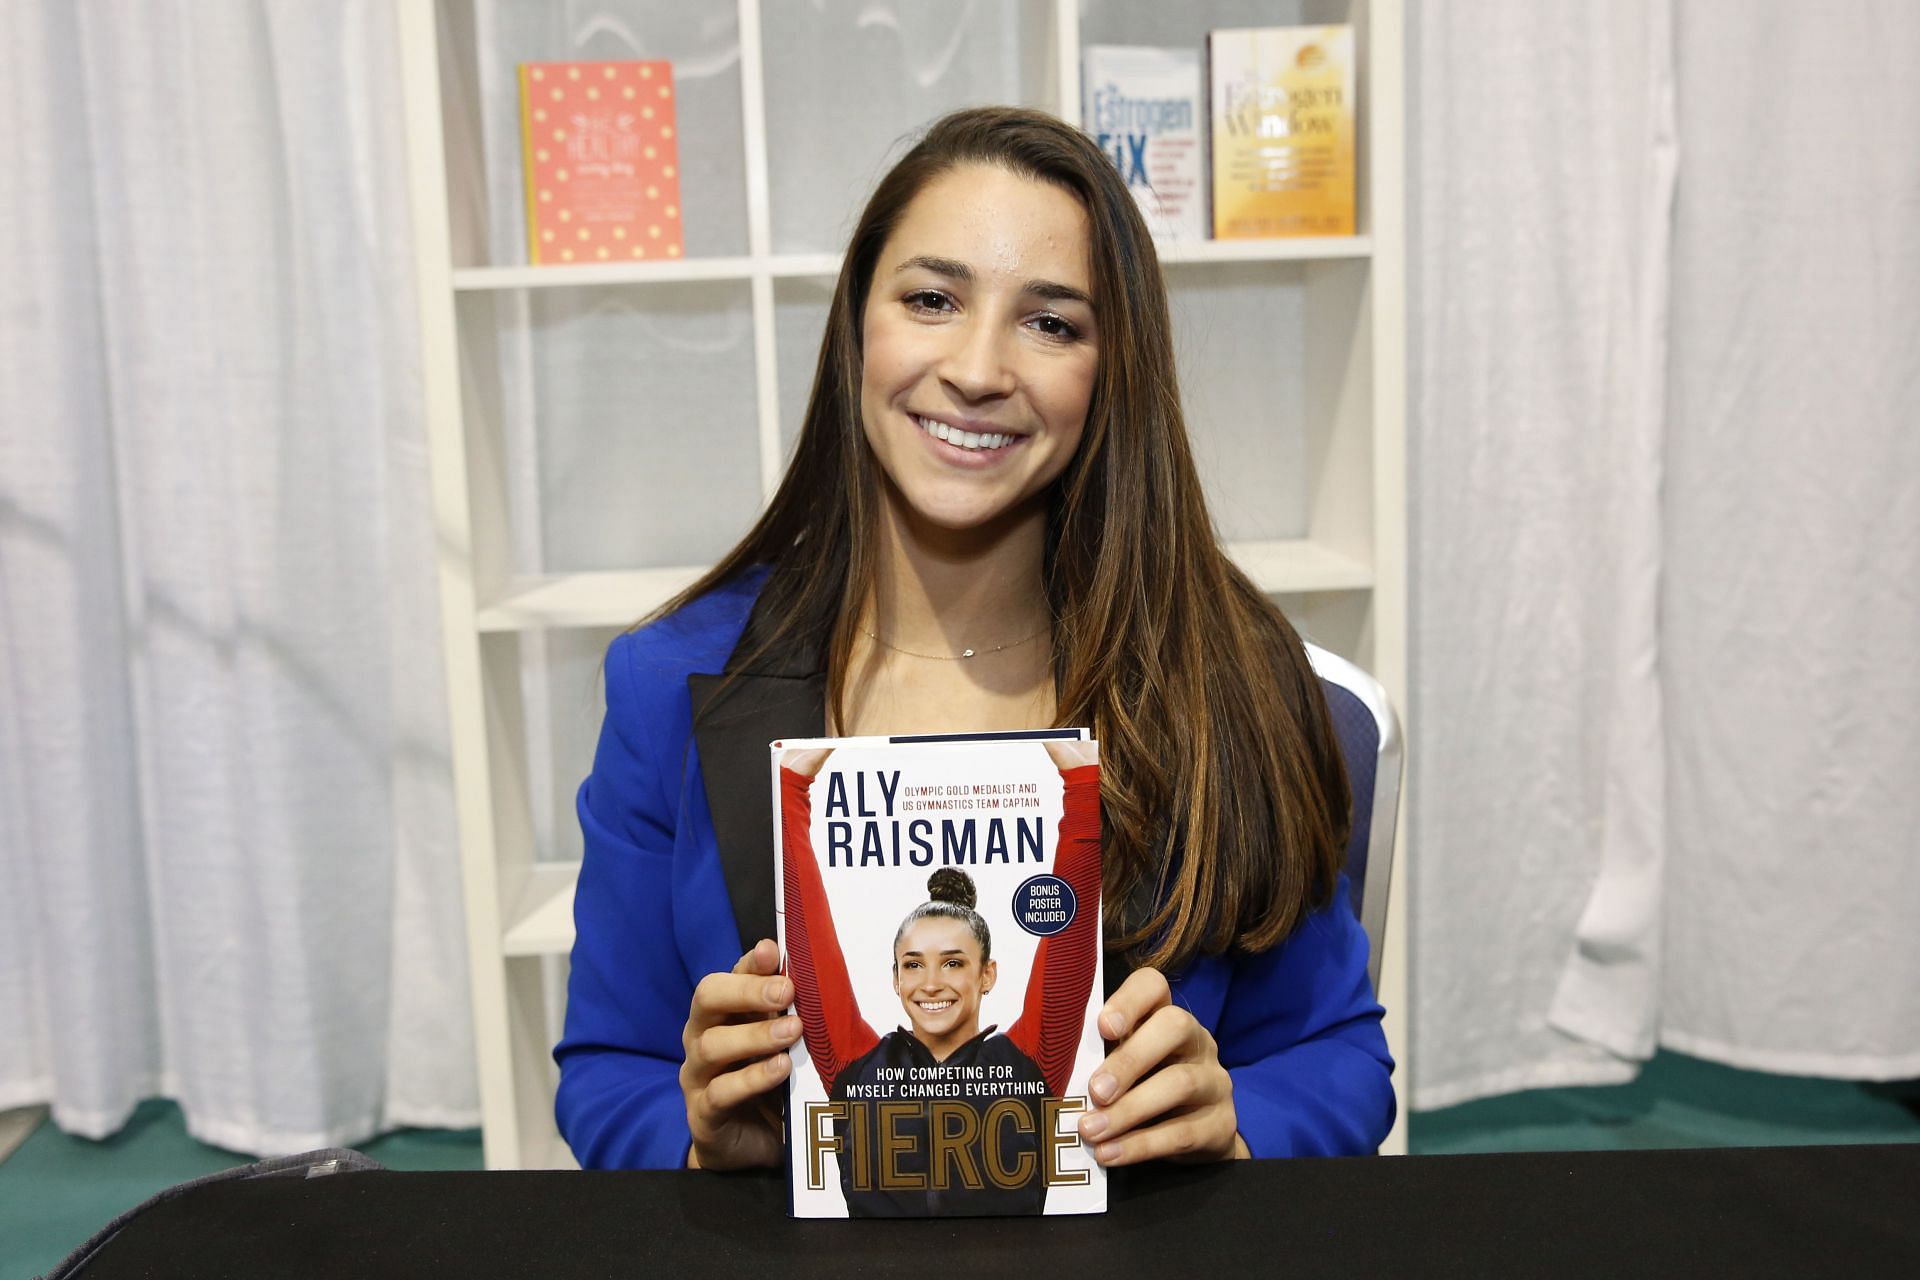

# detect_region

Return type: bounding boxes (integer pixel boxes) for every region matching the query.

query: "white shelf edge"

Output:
[766,253,843,279]
[502,861,581,957]
[486,551,1376,962]
[448,238,1370,294]
[1225,539,1373,594]
[475,544,1366,636]
[475,568,704,632]
[452,258,757,290]
[1158,235,1372,265]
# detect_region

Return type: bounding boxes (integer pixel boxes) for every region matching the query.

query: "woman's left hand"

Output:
[1077,967,1250,1164]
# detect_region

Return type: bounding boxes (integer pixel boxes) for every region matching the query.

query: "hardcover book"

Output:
[517,61,682,264]
[771,731,1106,1218]
[1207,26,1356,238]
[1082,46,1206,242]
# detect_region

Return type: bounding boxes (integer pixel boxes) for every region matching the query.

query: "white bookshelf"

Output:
[399,0,1406,1170]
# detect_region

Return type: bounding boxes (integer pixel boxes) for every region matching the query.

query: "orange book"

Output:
[1207,27,1355,239]
[519,61,682,265]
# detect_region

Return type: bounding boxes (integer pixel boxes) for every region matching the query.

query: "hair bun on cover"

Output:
[926,868,976,910]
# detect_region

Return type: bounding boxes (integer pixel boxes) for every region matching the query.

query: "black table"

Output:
[73,1143,1919,1278]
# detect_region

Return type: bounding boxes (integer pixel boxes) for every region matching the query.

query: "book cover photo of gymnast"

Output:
[774,737,1105,1217]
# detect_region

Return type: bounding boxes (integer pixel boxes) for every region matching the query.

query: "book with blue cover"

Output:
[1083,45,1206,241]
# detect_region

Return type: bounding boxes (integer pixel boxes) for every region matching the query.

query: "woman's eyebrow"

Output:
[1025,278,1093,308]
[894,254,971,280]
[893,254,1092,308]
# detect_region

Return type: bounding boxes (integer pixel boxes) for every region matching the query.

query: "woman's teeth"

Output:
[914,414,1012,452]
[917,1000,954,1013]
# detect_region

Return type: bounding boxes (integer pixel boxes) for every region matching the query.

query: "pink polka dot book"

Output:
[517,61,682,266]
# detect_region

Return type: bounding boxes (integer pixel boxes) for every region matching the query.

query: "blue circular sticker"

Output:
[1012,874,1077,937]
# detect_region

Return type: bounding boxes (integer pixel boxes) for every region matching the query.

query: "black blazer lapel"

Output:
[689,668,825,953]
[689,574,829,953]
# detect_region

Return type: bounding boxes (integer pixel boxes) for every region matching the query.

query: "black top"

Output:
[827,1027,1052,1217]
[68,1143,1920,1279]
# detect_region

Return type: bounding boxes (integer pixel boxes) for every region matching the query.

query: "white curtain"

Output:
[1658,0,1920,1076]
[1411,0,1920,1109]
[0,1,475,1153]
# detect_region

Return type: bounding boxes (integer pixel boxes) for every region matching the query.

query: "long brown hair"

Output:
[654,107,1349,970]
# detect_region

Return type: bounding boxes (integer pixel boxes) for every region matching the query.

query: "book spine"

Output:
[518,65,541,263]
[1204,34,1216,241]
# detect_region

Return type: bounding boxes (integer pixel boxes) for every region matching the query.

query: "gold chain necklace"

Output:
[862,624,1049,661]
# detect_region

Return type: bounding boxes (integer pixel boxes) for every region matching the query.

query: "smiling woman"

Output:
[555,107,1395,1177]
[858,165,1098,545]
[892,871,1000,1052]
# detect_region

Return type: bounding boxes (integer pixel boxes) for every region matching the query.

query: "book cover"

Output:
[1082,46,1206,242]
[771,732,1106,1218]
[518,61,682,264]
[1207,26,1356,239]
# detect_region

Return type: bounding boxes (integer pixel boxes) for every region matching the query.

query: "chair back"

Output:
[1304,643,1403,992]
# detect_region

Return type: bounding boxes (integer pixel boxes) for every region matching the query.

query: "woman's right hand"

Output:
[679,936,801,1170]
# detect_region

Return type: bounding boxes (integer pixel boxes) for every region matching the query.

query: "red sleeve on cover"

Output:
[1005,764,1101,1096]
[780,766,877,1091]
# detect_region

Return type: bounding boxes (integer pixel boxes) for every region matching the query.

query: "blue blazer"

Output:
[554,570,1396,1168]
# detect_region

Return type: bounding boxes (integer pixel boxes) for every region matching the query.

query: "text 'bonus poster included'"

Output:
[519,61,682,265]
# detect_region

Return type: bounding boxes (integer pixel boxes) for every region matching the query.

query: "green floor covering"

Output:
[3,1052,1916,1278]
[1411,1049,1920,1155]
